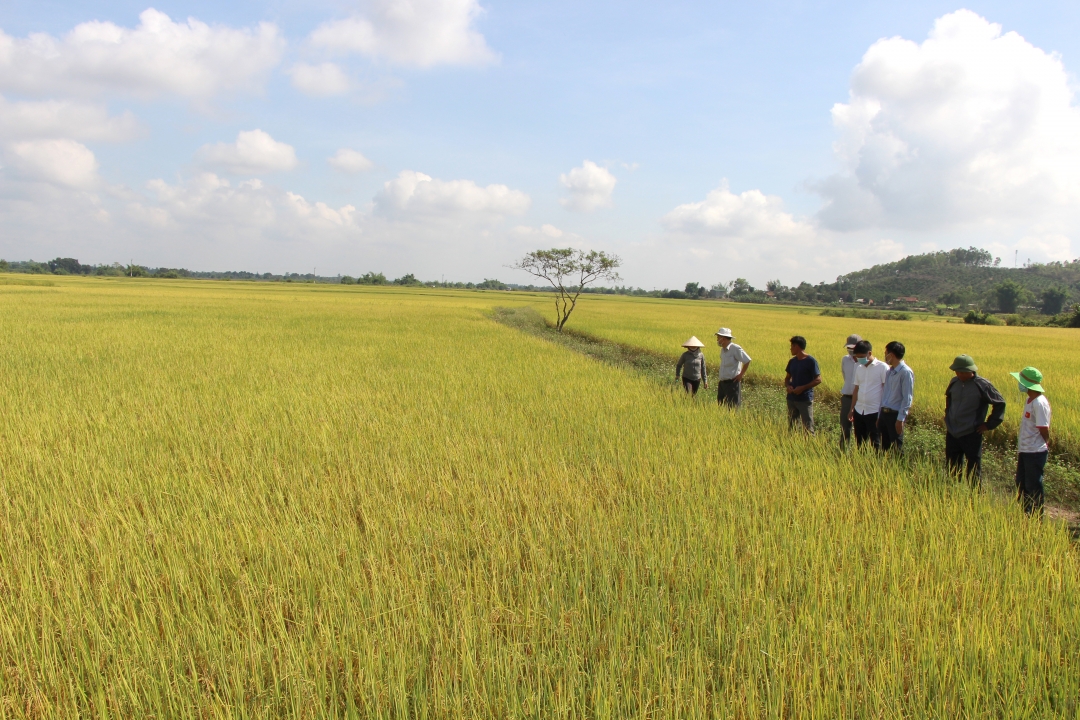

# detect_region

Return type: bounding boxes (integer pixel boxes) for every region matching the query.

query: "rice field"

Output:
[560,295,1080,452]
[1,277,1079,717]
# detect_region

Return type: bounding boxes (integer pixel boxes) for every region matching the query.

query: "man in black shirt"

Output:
[784,335,821,435]
[944,354,1006,487]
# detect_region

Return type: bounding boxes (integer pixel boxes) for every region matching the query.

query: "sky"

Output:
[1,1,1079,288]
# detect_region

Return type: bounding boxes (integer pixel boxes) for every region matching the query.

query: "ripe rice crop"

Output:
[1,278,1078,717]
[561,295,1080,451]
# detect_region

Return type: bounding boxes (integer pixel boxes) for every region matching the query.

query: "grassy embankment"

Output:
[1,278,1078,717]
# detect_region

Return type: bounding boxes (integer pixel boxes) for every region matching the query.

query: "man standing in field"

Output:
[944,354,1006,486]
[848,340,887,450]
[1011,367,1051,516]
[715,327,751,409]
[879,341,914,454]
[839,334,862,449]
[784,336,821,434]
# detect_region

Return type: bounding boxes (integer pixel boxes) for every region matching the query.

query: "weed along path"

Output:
[493,305,1080,533]
[2,279,1080,716]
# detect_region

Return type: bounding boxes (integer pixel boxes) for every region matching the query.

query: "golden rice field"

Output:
[1,277,1079,717]
[561,295,1080,451]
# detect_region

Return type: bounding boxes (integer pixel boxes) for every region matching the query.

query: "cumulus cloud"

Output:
[197,130,298,175]
[509,223,594,252]
[513,223,565,239]
[0,9,284,100]
[657,10,1080,285]
[309,0,497,68]
[559,160,616,212]
[816,9,1080,232]
[289,62,351,97]
[0,96,140,142]
[328,148,375,173]
[5,139,100,188]
[135,173,359,236]
[663,181,815,242]
[374,170,529,218]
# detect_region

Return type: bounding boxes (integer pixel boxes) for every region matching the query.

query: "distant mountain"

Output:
[839,248,1080,311]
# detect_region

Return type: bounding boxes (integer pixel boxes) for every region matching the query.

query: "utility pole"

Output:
[130,259,133,278]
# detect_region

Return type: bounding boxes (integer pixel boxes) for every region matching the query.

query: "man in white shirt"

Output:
[715,327,751,409]
[1010,366,1052,516]
[839,333,861,449]
[847,340,888,450]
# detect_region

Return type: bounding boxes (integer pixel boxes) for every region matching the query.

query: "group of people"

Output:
[676,328,1053,515]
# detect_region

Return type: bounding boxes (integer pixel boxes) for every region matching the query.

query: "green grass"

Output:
[1,279,1078,717]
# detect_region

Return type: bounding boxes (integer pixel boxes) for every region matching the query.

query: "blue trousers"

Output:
[1016,451,1048,516]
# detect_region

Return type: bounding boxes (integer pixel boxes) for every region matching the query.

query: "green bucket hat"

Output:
[949,354,977,373]
[1010,367,1045,393]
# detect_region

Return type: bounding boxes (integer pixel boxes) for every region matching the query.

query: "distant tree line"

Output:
[4,246,1079,327]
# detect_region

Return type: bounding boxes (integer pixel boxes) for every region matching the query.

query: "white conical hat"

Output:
[682,336,705,348]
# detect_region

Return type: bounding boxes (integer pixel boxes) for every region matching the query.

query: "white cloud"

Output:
[986,233,1075,266]
[289,62,351,97]
[6,139,100,188]
[559,160,616,212]
[0,9,284,100]
[0,96,140,142]
[655,10,1080,286]
[135,173,359,236]
[658,181,884,284]
[309,0,497,68]
[510,223,593,251]
[198,130,298,175]
[374,170,529,218]
[817,9,1080,232]
[662,181,813,241]
[328,148,375,173]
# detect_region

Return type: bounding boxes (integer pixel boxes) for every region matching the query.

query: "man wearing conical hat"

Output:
[676,336,708,396]
[944,354,1006,487]
[1011,366,1051,516]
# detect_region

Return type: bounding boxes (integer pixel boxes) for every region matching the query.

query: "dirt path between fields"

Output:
[493,306,1080,539]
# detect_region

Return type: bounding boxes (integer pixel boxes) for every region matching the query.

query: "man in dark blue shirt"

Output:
[784,335,822,435]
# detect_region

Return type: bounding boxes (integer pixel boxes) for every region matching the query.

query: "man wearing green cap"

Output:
[944,354,1006,485]
[1011,367,1052,516]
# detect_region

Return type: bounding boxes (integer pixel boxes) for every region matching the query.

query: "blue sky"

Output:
[1,1,1079,287]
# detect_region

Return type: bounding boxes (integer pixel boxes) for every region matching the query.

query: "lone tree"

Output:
[512,248,621,331]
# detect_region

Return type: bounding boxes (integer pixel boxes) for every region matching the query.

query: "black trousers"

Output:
[717,379,742,408]
[946,431,983,485]
[1016,451,1048,516]
[681,378,701,395]
[852,410,881,450]
[879,409,903,454]
[840,395,853,448]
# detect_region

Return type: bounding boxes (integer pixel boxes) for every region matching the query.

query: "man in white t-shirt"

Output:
[847,340,889,450]
[1010,366,1052,516]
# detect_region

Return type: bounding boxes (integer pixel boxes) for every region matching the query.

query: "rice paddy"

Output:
[562,295,1080,453]
[1,277,1078,717]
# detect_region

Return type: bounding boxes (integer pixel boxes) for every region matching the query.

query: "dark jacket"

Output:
[676,349,706,382]
[944,374,1006,437]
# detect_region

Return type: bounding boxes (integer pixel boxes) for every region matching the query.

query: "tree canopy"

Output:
[511,248,621,331]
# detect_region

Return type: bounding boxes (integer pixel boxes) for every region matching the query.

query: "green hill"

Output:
[838,247,1080,312]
